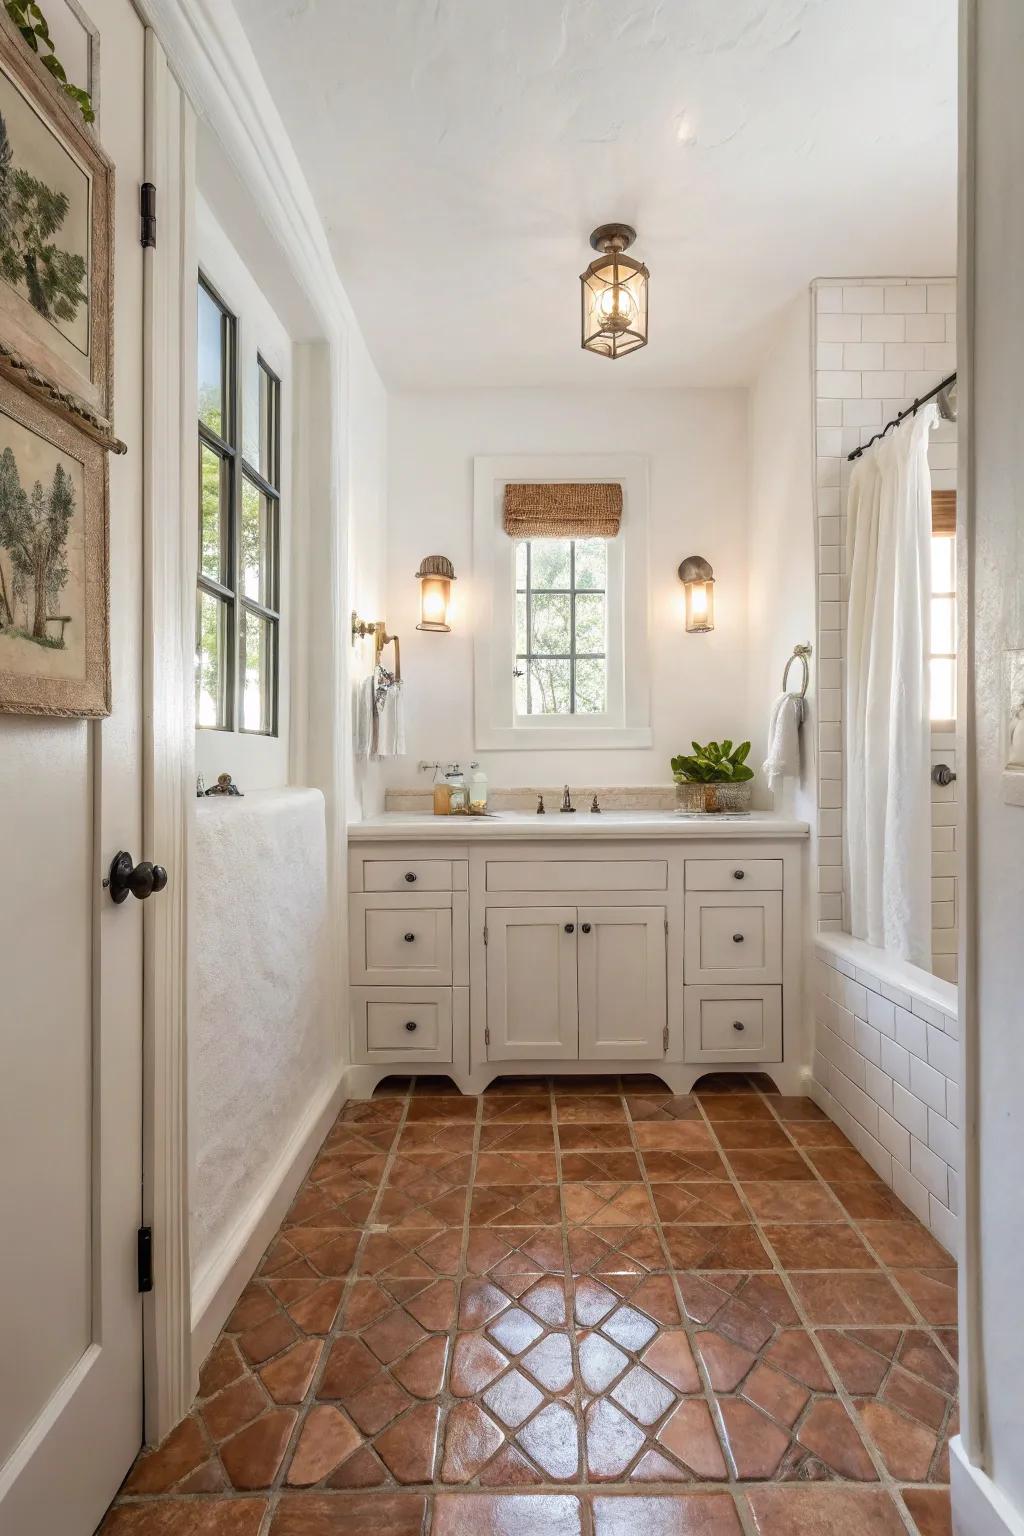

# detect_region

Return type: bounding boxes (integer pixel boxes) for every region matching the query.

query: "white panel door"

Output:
[485,907,578,1060]
[578,906,667,1059]
[0,4,147,1532]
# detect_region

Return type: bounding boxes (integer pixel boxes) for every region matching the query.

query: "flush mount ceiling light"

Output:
[580,223,649,360]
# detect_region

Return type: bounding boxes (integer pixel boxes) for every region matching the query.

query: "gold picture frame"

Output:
[0,372,109,716]
[0,11,115,448]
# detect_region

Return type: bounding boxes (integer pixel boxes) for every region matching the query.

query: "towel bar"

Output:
[782,643,812,722]
[352,612,402,682]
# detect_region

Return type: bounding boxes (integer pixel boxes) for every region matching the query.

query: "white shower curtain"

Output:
[844,407,935,966]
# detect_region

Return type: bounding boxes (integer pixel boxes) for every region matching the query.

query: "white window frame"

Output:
[473,454,652,750]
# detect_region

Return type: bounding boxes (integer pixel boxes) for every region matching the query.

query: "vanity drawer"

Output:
[684,985,782,1063]
[351,987,453,1063]
[684,891,782,984]
[685,858,783,891]
[350,897,453,985]
[362,859,454,892]
[486,859,668,892]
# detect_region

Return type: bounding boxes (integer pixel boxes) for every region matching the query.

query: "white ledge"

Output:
[348,811,810,842]
[816,930,958,1021]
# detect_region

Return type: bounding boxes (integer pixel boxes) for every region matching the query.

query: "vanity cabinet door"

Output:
[485,907,579,1060]
[577,906,667,1059]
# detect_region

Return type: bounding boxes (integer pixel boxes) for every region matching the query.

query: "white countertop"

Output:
[348,810,809,842]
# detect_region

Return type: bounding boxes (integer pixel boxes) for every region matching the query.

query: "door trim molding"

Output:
[141,29,196,1443]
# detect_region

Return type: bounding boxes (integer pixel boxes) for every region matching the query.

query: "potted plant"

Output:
[671,739,754,814]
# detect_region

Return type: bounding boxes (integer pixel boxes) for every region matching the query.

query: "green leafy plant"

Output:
[671,739,754,784]
[5,1,95,123]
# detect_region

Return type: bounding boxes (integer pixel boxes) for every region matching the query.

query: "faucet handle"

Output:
[591,794,601,813]
[537,794,545,814]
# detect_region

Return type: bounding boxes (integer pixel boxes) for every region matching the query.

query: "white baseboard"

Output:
[952,1437,1024,1536]
[189,1065,350,1381]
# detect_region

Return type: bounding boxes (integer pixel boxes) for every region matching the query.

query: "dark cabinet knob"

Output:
[581,922,592,933]
[405,1020,418,1032]
[404,932,416,943]
[732,933,745,944]
[405,871,417,883]
[564,923,575,933]
[733,1021,745,1032]
[105,850,168,904]
[733,869,745,880]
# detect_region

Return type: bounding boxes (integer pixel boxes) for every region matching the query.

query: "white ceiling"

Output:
[240,0,957,389]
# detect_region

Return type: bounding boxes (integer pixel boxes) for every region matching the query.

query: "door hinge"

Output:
[662,1024,669,1054]
[484,1026,490,1046]
[140,182,156,248]
[137,1226,154,1293]
[483,924,488,946]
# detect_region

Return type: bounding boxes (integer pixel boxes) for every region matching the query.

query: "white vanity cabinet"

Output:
[347,816,807,1095]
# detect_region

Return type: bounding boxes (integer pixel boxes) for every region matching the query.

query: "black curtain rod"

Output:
[847,371,957,461]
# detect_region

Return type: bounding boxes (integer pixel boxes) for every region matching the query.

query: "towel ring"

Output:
[782,643,812,719]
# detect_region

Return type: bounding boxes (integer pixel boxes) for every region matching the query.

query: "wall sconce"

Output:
[580,224,649,360]
[415,555,456,632]
[678,555,715,633]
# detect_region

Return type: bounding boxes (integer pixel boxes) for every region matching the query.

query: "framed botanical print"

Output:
[0,10,113,435]
[0,372,108,716]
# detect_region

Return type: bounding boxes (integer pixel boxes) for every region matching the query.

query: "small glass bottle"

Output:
[469,764,488,815]
[432,779,452,815]
[446,764,469,814]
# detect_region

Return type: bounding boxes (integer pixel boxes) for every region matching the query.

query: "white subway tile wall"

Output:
[812,944,959,1255]
[812,278,959,982]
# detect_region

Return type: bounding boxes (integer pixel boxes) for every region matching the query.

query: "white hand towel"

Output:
[373,680,406,760]
[763,692,803,788]
[353,676,374,759]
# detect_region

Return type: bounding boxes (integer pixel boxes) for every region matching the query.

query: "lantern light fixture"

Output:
[415,555,456,632]
[678,555,715,633]
[580,223,649,360]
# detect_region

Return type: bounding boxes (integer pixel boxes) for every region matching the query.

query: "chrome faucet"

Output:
[560,785,576,813]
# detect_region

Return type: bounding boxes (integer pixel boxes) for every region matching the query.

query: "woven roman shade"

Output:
[502,482,623,539]
[932,489,956,535]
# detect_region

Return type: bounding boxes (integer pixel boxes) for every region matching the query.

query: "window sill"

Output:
[475,724,654,751]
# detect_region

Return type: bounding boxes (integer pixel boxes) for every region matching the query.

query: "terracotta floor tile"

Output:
[656,1400,728,1478]
[663,1223,771,1270]
[483,1369,544,1428]
[450,1333,510,1396]
[725,1150,815,1181]
[522,1332,574,1393]
[790,1273,913,1325]
[701,1094,775,1122]
[483,1076,551,1095]
[902,1488,954,1536]
[891,1267,958,1324]
[857,1221,952,1267]
[762,1223,877,1270]
[784,1122,853,1148]
[288,1405,362,1485]
[271,1493,429,1534]
[586,1398,647,1478]
[650,1183,745,1222]
[515,1400,580,1479]
[101,1499,268,1534]
[713,1122,793,1150]
[123,1417,209,1495]
[769,1097,829,1122]
[557,1123,634,1150]
[592,1494,742,1536]
[742,1183,843,1222]
[561,1152,643,1182]
[198,1337,247,1398]
[475,1152,558,1183]
[641,1331,701,1392]
[554,1095,627,1123]
[220,1407,298,1489]
[259,1338,323,1405]
[441,1401,506,1482]
[201,1374,268,1442]
[830,1183,916,1221]
[481,1098,552,1123]
[372,1401,441,1483]
[641,1150,728,1182]
[807,1149,879,1182]
[858,1401,938,1481]
[432,1494,583,1536]
[625,1094,702,1121]
[405,1096,477,1122]
[745,1487,906,1535]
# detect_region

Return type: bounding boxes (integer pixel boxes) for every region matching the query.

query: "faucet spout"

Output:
[560,785,576,813]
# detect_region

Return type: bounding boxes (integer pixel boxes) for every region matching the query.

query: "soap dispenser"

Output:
[446,763,469,815]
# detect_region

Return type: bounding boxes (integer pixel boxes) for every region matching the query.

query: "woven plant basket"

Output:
[674,780,753,815]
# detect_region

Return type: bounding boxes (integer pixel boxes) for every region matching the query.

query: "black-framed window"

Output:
[514,537,608,715]
[196,274,281,736]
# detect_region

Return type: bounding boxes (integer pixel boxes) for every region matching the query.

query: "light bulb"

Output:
[595,283,635,332]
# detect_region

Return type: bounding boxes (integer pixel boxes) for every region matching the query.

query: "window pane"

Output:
[242,354,260,468]
[515,665,528,716]
[516,591,527,653]
[241,475,275,606]
[575,592,606,654]
[930,656,956,722]
[531,591,571,653]
[198,284,225,436]
[196,589,230,728]
[575,656,607,714]
[241,607,275,733]
[931,534,954,592]
[259,363,278,484]
[200,443,229,584]
[932,595,955,654]
[530,539,571,590]
[574,538,607,591]
[528,657,570,714]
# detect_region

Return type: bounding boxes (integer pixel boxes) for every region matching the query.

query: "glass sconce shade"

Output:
[416,554,455,632]
[581,224,649,360]
[678,555,715,633]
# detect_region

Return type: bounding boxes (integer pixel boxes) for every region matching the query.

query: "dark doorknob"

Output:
[564,923,575,933]
[404,871,418,882]
[733,869,745,880]
[733,1020,746,1032]
[405,1020,418,1032]
[404,932,416,943]
[581,922,592,933]
[733,933,745,943]
[105,850,168,904]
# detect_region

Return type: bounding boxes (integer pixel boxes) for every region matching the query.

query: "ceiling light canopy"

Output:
[580,223,649,360]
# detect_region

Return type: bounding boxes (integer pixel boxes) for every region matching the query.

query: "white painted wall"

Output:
[955,2,1024,1527]
[346,344,389,820]
[382,388,753,791]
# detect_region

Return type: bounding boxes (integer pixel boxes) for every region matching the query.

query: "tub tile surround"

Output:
[813,277,959,982]
[811,936,960,1257]
[103,1076,956,1536]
